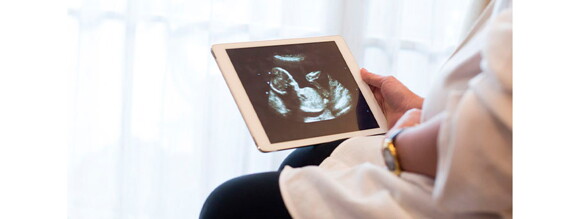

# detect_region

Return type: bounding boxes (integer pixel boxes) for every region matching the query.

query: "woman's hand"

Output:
[360,68,424,128]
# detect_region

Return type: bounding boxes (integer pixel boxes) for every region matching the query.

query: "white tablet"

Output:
[211,36,387,152]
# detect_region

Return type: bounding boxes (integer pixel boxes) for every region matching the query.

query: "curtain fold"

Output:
[69,0,472,218]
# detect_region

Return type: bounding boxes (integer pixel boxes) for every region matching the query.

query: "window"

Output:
[69,0,473,217]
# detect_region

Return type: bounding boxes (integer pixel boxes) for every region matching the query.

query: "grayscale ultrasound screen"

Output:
[227,41,379,143]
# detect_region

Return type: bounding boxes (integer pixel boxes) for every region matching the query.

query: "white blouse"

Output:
[279,1,512,218]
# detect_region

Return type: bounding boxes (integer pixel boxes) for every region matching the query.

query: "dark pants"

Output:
[199,139,344,219]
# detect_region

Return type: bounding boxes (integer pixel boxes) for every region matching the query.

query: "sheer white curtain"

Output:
[68,0,474,218]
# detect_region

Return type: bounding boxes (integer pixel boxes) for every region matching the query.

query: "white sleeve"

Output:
[433,9,512,214]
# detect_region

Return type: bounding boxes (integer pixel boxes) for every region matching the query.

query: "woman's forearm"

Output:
[395,114,443,178]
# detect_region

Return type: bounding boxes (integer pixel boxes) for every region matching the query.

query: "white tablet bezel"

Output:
[212,36,387,152]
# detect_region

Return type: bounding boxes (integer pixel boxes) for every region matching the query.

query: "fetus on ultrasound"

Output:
[267,54,353,123]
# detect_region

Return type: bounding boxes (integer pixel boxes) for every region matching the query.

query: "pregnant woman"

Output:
[201,0,512,218]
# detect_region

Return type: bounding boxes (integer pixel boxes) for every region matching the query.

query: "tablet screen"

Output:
[227,41,379,143]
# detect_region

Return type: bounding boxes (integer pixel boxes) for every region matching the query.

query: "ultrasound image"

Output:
[226,41,379,143]
[266,54,354,123]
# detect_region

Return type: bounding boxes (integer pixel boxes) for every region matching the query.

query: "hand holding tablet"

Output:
[212,36,387,152]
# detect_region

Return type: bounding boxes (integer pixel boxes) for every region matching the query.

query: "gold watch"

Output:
[382,129,405,176]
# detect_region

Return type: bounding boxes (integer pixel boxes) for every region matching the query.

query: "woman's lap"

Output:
[200,139,345,219]
[277,139,345,171]
[199,172,291,219]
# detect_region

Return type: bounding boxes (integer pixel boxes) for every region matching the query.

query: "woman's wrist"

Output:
[392,126,413,172]
[393,119,440,178]
[411,97,424,111]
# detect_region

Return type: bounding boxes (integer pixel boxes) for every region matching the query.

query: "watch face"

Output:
[382,148,396,171]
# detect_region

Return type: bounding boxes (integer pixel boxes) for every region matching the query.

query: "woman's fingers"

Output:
[361,68,403,92]
[360,68,386,88]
